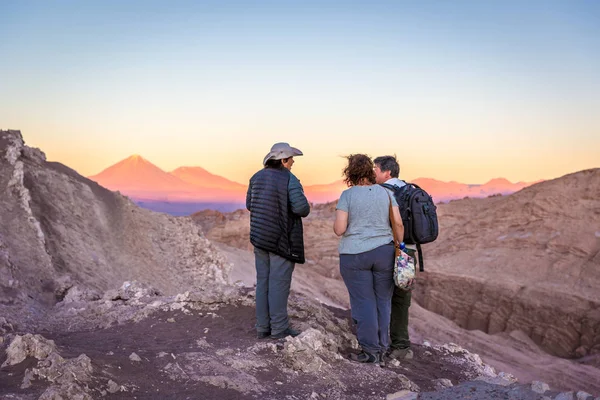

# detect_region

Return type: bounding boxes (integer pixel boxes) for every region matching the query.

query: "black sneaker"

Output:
[270,328,300,339]
[349,351,380,364]
[256,331,271,339]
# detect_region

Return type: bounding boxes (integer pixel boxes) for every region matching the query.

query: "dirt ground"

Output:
[1,301,479,400]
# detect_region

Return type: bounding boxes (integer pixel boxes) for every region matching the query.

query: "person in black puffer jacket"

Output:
[246,142,310,340]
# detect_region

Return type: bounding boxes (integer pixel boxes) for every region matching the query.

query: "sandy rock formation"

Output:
[1,333,94,399]
[0,129,230,331]
[418,169,600,358]
[2,334,57,368]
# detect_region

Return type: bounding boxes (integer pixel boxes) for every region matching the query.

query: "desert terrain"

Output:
[1,130,598,399]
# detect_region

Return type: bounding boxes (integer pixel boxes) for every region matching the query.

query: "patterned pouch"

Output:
[394,250,416,291]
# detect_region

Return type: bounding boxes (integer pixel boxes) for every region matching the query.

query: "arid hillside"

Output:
[418,169,600,359]
[0,130,229,330]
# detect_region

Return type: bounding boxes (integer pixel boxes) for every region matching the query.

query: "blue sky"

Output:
[1,0,599,185]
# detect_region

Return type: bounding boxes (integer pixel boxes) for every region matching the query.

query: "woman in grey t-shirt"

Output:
[334,154,404,364]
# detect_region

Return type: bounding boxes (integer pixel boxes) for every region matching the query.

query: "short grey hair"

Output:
[373,155,399,178]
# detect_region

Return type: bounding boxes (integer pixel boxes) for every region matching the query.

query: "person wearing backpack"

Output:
[334,154,404,365]
[374,155,414,360]
[246,142,311,340]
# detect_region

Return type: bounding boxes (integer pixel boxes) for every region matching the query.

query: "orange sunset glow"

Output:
[1,1,598,203]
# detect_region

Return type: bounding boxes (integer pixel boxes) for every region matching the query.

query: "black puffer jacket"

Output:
[246,167,310,263]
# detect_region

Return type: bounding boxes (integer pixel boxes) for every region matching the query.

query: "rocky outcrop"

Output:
[0,131,55,308]
[3,281,598,399]
[413,272,600,359]
[2,334,57,367]
[418,169,600,358]
[1,332,94,399]
[407,300,600,396]
[2,281,572,400]
[0,130,230,330]
[192,209,229,235]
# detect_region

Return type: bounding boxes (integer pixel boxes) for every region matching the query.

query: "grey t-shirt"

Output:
[336,185,398,255]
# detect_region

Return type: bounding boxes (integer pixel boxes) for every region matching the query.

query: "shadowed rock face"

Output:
[413,271,600,360]
[0,130,229,329]
[419,169,600,359]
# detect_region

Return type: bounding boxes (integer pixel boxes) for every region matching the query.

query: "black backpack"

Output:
[381,182,439,271]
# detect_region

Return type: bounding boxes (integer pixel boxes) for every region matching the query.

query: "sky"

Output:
[1,0,599,186]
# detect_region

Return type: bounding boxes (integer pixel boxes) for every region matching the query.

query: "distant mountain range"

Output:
[88,155,246,202]
[88,155,541,205]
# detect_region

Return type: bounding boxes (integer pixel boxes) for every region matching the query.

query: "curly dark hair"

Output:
[342,154,376,186]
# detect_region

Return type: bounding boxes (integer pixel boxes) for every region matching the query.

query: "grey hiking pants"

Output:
[254,247,295,335]
[340,243,395,355]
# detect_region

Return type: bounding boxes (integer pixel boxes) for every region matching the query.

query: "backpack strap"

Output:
[416,243,424,272]
[386,192,401,253]
[380,183,397,191]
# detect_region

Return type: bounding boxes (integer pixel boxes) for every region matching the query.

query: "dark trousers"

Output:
[390,286,411,349]
[254,247,295,335]
[340,243,395,355]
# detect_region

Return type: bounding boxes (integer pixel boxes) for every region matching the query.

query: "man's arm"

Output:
[288,174,310,217]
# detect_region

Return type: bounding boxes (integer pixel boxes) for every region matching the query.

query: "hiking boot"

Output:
[389,347,414,360]
[256,331,271,339]
[379,351,387,368]
[270,328,300,339]
[349,351,380,364]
